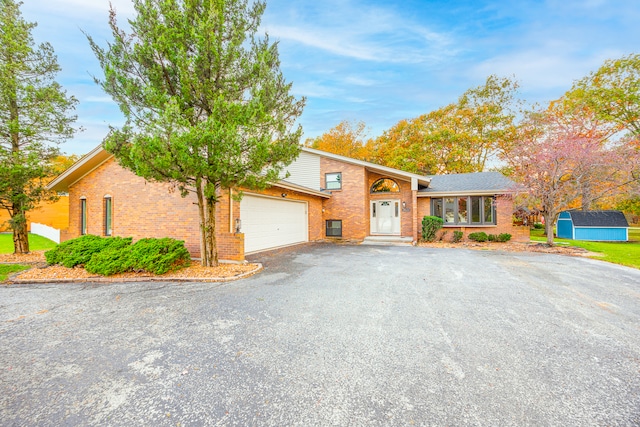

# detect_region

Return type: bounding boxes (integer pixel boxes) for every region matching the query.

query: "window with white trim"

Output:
[104,196,112,236]
[80,197,87,235]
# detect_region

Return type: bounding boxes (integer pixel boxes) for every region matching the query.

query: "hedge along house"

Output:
[47,145,528,261]
[556,210,629,241]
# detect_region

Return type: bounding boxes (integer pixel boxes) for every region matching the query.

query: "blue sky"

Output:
[21,0,640,155]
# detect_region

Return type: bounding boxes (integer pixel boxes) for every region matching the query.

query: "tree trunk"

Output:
[195,183,208,266]
[11,209,29,254]
[195,181,218,267]
[544,213,555,245]
[205,195,218,267]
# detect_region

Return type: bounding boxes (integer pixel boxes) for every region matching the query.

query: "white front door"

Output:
[370,200,401,235]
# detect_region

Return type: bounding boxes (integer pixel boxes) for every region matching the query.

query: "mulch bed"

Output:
[0,251,261,283]
[418,241,595,256]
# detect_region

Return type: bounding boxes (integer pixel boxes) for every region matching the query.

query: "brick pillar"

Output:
[412,190,418,243]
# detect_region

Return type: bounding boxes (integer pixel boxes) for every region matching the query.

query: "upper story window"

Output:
[432,196,495,225]
[325,172,342,190]
[371,178,400,193]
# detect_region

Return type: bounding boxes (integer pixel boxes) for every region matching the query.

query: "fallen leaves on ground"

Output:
[0,250,48,264]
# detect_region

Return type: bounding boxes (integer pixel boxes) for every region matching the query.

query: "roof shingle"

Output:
[419,171,516,194]
[567,211,629,227]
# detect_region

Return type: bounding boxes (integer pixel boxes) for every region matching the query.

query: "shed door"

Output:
[240,194,308,253]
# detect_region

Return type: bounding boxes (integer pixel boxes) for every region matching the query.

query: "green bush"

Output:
[422,216,444,242]
[129,238,191,275]
[45,235,132,268]
[84,237,191,276]
[533,222,544,229]
[498,233,512,242]
[488,234,497,242]
[84,246,133,276]
[468,232,488,242]
[452,230,463,243]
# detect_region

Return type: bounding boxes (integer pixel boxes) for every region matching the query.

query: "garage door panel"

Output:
[240,195,308,253]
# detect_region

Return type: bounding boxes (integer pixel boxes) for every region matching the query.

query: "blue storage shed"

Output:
[556,210,629,241]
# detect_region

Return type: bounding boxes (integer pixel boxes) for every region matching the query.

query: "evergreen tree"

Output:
[88,0,305,266]
[0,0,78,253]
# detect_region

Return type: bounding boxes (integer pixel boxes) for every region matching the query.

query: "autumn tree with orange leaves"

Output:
[305,120,370,161]
[369,75,520,175]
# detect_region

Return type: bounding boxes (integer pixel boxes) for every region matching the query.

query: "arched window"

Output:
[370,178,400,193]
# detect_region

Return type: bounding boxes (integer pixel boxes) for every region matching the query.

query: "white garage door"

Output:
[240,194,308,253]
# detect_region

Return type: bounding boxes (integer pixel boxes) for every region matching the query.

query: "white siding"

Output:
[281,151,320,190]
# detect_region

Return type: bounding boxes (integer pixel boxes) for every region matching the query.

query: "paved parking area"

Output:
[1,243,640,426]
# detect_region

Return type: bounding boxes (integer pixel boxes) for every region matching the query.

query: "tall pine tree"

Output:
[88,0,305,266]
[0,0,78,253]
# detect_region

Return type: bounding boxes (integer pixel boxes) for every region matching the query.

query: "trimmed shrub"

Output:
[45,235,132,268]
[422,216,444,242]
[85,237,191,276]
[85,246,133,276]
[487,234,497,242]
[452,230,464,243]
[468,232,488,242]
[498,233,512,242]
[533,222,544,229]
[128,238,191,275]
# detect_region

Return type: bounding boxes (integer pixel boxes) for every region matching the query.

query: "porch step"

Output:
[361,236,414,246]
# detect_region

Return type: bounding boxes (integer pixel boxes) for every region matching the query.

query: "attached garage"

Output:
[240,194,308,253]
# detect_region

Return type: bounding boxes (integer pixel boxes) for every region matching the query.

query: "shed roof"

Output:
[566,210,629,227]
[418,171,516,196]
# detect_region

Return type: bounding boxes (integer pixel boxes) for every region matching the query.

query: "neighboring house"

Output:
[557,210,629,241]
[47,145,528,260]
[0,196,69,233]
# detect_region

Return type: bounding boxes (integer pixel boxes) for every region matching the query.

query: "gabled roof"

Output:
[566,210,629,227]
[47,145,331,199]
[47,145,114,192]
[301,147,432,187]
[418,171,516,196]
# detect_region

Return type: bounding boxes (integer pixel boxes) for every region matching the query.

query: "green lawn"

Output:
[0,233,57,254]
[531,228,640,270]
[0,264,30,281]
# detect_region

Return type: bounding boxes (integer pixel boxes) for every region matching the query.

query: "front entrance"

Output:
[370,200,401,235]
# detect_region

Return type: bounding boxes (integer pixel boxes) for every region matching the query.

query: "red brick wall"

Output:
[320,158,368,240]
[367,172,413,237]
[66,158,327,260]
[66,158,250,259]
[416,195,529,242]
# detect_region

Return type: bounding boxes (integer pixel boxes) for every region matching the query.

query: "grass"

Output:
[531,227,640,270]
[0,233,57,254]
[0,264,30,281]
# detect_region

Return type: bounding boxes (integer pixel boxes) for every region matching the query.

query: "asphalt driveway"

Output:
[1,243,640,426]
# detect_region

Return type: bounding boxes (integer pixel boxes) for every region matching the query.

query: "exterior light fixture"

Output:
[234,218,242,233]
[281,193,287,198]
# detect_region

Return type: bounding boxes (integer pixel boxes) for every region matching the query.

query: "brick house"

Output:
[48,145,528,261]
